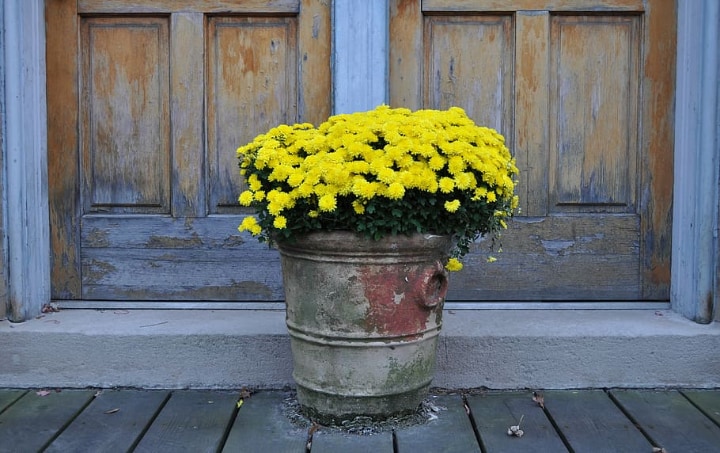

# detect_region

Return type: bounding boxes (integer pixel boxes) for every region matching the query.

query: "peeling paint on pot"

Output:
[277,231,451,424]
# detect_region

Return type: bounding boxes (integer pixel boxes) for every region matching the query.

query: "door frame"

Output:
[2,0,718,322]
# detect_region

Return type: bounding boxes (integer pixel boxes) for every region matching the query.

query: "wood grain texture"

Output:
[47,0,331,303]
[171,13,206,217]
[682,390,720,426]
[448,215,641,300]
[79,0,300,14]
[549,15,640,212]
[543,390,652,452]
[207,16,298,213]
[389,0,674,301]
[611,390,720,453]
[423,14,514,138]
[133,390,238,453]
[222,392,307,453]
[389,0,423,109]
[423,0,644,11]
[394,395,481,452]
[311,430,394,453]
[297,0,331,124]
[80,17,170,214]
[0,390,26,413]
[0,390,95,453]
[467,392,568,453]
[515,12,550,217]
[47,0,82,299]
[640,0,675,299]
[45,390,169,453]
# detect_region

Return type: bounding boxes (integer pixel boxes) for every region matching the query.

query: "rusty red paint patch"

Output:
[359,263,446,338]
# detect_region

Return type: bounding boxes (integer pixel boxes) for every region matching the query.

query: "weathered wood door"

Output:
[390,0,675,301]
[47,0,331,302]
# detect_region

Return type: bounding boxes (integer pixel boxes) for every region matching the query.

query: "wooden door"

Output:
[390,0,675,301]
[47,0,331,302]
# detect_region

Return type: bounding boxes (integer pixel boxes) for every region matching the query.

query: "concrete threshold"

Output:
[1,309,719,390]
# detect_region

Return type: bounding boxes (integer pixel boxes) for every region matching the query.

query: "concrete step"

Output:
[2,309,719,389]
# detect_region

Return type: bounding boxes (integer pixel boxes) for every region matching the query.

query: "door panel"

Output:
[549,15,639,212]
[424,15,514,136]
[81,17,171,215]
[207,16,298,213]
[47,0,331,301]
[390,0,675,301]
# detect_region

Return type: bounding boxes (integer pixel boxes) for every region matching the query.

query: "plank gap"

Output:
[462,394,488,453]
[127,391,173,452]
[216,393,242,451]
[605,390,661,450]
[680,390,720,430]
[39,391,98,452]
[537,396,576,453]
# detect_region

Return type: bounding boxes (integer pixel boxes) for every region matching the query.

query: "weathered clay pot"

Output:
[277,231,451,424]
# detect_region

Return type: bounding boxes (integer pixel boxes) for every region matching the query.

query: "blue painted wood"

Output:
[45,390,169,452]
[333,0,387,114]
[223,391,306,453]
[467,392,567,453]
[394,394,480,453]
[3,0,50,321]
[543,390,652,452]
[133,390,238,453]
[0,390,95,453]
[671,0,720,323]
[311,430,393,453]
[0,390,25,413]
[682,390,720,426]
[611,389,720,453]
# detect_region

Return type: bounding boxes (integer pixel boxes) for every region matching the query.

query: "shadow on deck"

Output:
[1,388,720,452]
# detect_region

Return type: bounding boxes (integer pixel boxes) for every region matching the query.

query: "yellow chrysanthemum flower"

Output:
[386,182,405,200]
[439,177,455,193]
[238,216,262,236]
[445,258,463,272]
[352,200,366,214]
[318,194,337,212]
[273,216,287,229]
[444,199,461,213]
[238,191,254,206]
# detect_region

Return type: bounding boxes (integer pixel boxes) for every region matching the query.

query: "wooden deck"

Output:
[1,388,719,452]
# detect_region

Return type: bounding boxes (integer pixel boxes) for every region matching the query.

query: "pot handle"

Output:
[418,261,449,309]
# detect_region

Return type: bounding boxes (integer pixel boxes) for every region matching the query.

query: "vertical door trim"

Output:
[3,0,49,321]
[3,0,717,321]
[333,0,388,113]
[671,0,720,323]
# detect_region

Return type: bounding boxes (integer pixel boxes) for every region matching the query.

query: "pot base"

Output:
[297,384,429,425]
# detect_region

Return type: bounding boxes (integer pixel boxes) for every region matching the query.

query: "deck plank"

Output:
[134,390,238,453]
[394,394,480,453]
[45,389,169,452]
[222,391,306,453]
[311,430,394,453]
[466,391,568,453]
[0,389,95,453]
[0,390,26,413]
[682,389,720,426]
[542,390,652,453]
[611,389,720,453]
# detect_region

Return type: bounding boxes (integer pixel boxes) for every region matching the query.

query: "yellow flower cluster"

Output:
[237,105,519,269]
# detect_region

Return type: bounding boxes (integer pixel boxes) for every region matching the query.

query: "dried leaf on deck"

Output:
[507,414,525,437]
[239,387,252,399]
[104,408,120,414]
[532,391,545,408]
[36,390,51,397]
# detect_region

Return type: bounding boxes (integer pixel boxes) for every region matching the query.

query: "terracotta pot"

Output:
[277,231,451,424]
